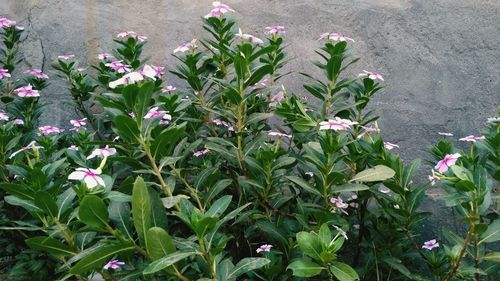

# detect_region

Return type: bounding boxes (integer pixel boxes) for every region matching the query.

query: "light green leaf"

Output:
[143,251,197,274]
[146,227,176,260]
[78,195,109,230]
[483,252,500,262]
[206,195,232,217]
[479,219,500,244]
[287,259,324,277]
[330,261,359,281]
[350,165,395,182]
[26,236,76,257]
[332,183,370,193]
[132,176,152,248]
[70,243,135,274]
[224,257,270,281]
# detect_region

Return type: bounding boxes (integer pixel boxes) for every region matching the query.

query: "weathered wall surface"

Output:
[1,0,499,161]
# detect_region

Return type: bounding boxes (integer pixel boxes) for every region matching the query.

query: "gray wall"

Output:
[2,0,499,164]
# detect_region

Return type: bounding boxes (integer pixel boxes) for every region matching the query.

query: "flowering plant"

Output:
[1,3,500,281]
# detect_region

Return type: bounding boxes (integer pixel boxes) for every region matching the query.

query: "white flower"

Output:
[87,145,117,159]
[487,117,500,123]
[384,142,399,150]
[9,141,43,159]
[268,131,292,138]
[319,117,358,131]
[68,167,105,189]
[236,29,264,44]
[109,72,144,88]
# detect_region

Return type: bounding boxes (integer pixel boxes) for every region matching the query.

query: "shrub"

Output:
[0,2,499,281]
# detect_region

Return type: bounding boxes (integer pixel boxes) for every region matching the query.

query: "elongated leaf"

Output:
[332,183,369,193]
[132,176,152,248]
[350,165,395,182]
[287,259,324,277]
[287,176,322,196]
[78,195,109,230]
[224,257,270,281]
[108,202,133,240]
[146,227,176,260]
[143,251,197,274]
[206,195,232,217]
[330,261,359,281]
[479,219,500,244]
[0,183,34,200]
[296,232,323,260]
[34,191,59,217]
[26,236,76,257]
[114,115,140,142]
[70,243,135,274]
[483,252,500,262]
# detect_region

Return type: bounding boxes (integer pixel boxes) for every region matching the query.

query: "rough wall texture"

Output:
[1,0,499,229]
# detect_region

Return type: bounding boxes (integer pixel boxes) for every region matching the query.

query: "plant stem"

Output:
[444,223,474,281]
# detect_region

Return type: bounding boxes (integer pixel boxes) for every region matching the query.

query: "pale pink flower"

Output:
[162,85,177,93]
[117,31,147,42]
[58,54,75,61]
[357,125,379,139]
[68,167,105,189]
[87,145,117,160]
[109,72,144,88]
[268,131,292,138]
[159,114,172,125]
[24,69,49,79]
[0,112,8,121]
[141,64,164,80]
[105,60,131,73]
[38,126,63,136]
[384,142,399,150]
[144,106,167,119]
[212,119,234,131]
[14,84,40,97]
[265,26,285,36]
[319,117,358,131]
[194,148,209,157]
[236,29,264,44]
[422,239,439,250]
[14,119,24,125]
[318,32,354,42]
[438,132,454,137]
[332,225,348,240]
[0,18,16,28]
[9,141,43,159]
[98,53,112,60]
[487,117,500,123]
[70,118,87,128]
[428,169,440,186]
[330,197,349,209]
[76,68,86,72]
[173,41,195,54]
[256,244,273,253]
[434,153,461,173]
[0,68,11,79]
[359,70,384,81]
[213,119,224,126]
[128,112,136,118]
[68,145,79,151]
[104,259,125,270]
[205,1,235,18]
[269,91,285,107]
[459,135,485,142]
[15,24,24,30]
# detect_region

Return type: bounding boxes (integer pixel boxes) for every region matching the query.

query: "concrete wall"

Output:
[1,0,499,164]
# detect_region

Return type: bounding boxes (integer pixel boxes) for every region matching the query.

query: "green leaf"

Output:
[479,219,500,244]
[108,202,133,240]
[246,112,273,125]
[450,165,469,181]
[319,224,332,247]
[114,115,140,142]
[34,191,59,217]
[350,165,395,182]
[382,257,412,278]
[287,259,324,277]
[132,176,152,248]
[245,65,273,87]
[26,236,76,257]
[206,195,232,217]
[329,261,359,281]
[296,232,323,260]
[146,227,176,260]
[483,252,500,262]
[287,176,322,196]
[70,243,135,274]
[224,257,270,281]
[332,183,369,193]
[143,251,197,274]
[78,195,109,230]
[0,183,35,200]
[4,195,41,212]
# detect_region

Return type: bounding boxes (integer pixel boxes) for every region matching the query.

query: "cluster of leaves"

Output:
[1,4,499,281]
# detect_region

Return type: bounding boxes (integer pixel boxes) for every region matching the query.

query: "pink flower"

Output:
[162,85,177,93]
[104,259,125,270]
[332,225,348,240]
[38,126,63,136]
[141,64,164,80]
[109,72,144,88]
[269,91,285,107]
[459,135,485,142]
[87,145,117,159]
[0,112,8,121]
[68,145,79,151]
[212,119,234,131]
[105,60,132,73]
[268,131,292,138]
[256,244,273,253]
[330,197,349,211]
[236,29,264,44]
[98,53,112,60]
[9,141,43,159]
[205,1,235,18]
[14,119,24,125]
[359,70,384,81]
[144,106,168,119]
[438,132,453,137]
[173,40,196,54]
[357,125,379,139]
[70,118,87,128]
[422,239,439,250]
[384,142,399,150]
[117,31,147,42]
[318,32,354,42]
[0,18,16,28]
[434,153,461,173]
[213,119,224,126]
[194,148,209,157]
[14,84,40,97]
[24,69,49,79]
[0,68,11,79]
[129,112,136,118]
[57,54,75,61]
[68,167,105,189]
[265,26,285,36]
[319,117,358,131]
